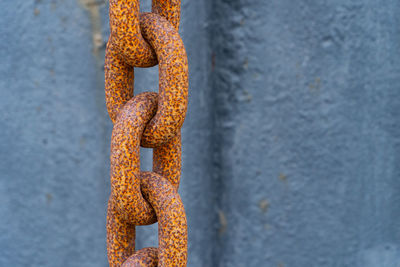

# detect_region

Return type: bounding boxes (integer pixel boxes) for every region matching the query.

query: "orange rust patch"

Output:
[104,0,188,266]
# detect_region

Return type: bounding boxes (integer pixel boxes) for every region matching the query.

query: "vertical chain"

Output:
[104,0,188,266]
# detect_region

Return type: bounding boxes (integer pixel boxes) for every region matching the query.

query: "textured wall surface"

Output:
[210,1,400,266]
[0,1,110,266]
[1,0,399,267]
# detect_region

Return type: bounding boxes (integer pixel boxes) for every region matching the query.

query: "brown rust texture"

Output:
[104,0,188,266]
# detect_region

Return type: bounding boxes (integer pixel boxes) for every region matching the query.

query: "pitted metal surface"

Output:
[104,0,188,266]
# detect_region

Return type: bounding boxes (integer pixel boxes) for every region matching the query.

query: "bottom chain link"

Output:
[107,92,187,266]
[122,171,187,266]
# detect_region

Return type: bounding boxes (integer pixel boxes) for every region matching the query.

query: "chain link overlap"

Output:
[104,0,188,266]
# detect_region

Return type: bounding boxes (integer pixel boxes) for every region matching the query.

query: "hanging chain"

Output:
[104,0,188,266]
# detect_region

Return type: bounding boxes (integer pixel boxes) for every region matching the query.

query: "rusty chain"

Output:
[104,0,188,266]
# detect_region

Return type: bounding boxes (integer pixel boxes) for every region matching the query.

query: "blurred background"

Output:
[1,1,400,266]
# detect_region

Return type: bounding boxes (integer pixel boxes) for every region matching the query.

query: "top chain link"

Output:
[104,0,189,266]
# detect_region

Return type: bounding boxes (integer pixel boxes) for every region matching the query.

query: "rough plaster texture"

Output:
[210,1,400,266]
[1,0,399,267]
[0,1,110,266]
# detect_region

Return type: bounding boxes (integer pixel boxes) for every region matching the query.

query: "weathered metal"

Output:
[104,0,188,266]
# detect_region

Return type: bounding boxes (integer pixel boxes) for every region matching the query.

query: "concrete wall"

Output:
[210,1,400,266]
[1,0,399,266]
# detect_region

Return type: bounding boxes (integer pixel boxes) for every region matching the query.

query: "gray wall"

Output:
[1,0,399,266]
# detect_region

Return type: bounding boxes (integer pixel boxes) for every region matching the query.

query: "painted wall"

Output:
[1,0,399,266]
[210,1,400,266]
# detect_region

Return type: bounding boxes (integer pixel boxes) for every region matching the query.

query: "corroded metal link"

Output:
[122,248,158,267]
[105,0,183,124]
[151,0,181,30]
[105,0,188,266]
[105,13,188,144]
[108,93,158,226]
[108,0,154,68]
[124,171,187,266]
[108,0,181,68]
[108,92,182,224]
[140,12,188,148]
[105,10,188,148]
[107,93,186,266]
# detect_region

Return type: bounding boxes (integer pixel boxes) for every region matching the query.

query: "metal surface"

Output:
[104,0,188,266]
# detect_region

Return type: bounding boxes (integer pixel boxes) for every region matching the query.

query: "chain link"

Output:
[104,0,188,266]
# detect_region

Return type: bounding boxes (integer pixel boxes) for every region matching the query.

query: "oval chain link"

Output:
[104,0,188,266]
